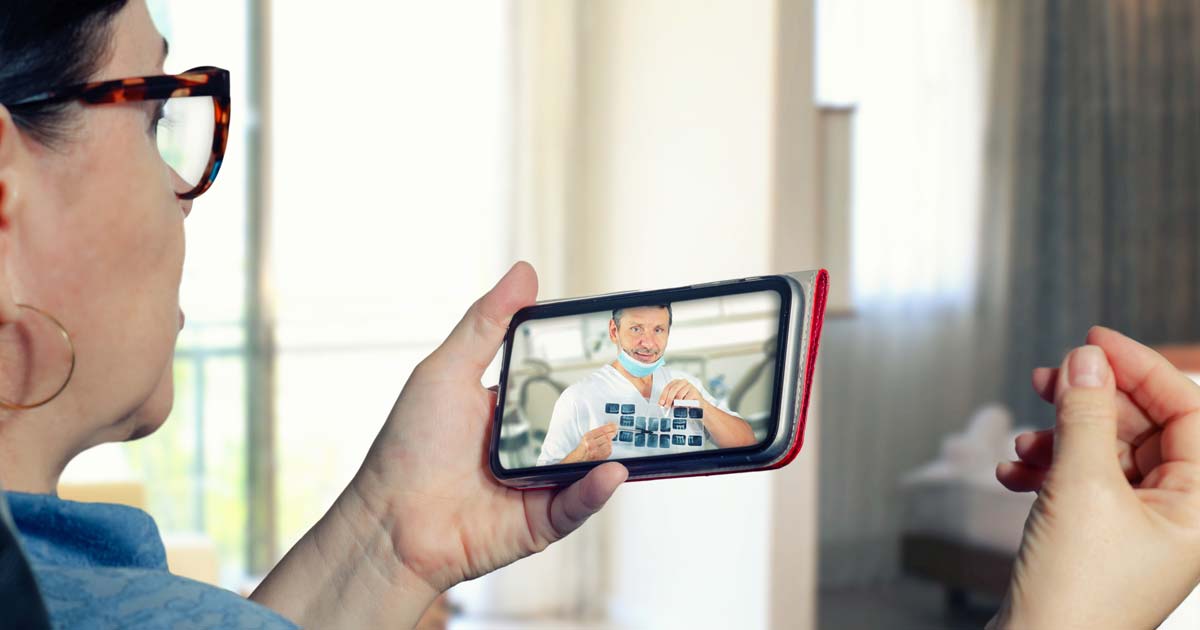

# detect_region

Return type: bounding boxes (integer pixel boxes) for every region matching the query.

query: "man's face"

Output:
[609,306,671,364]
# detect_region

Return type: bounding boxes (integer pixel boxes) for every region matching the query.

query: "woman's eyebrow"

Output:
[161,37,169,64]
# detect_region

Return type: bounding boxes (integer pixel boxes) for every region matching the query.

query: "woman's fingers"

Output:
[1015,429,1142,482]
[1032,366,1055,398]
[997,460,1047,492]
[1134,431,1163,480]
[544,462,627,540]
[1087,326,1200,425]
[1033,366,1155,444]
[429,262,538,378]
[1015,429,1054,468]
[1087,327,1200,466]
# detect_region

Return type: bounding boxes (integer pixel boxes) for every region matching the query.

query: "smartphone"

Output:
[489,270,829,488]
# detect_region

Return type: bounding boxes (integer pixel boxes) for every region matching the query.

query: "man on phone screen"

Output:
[536,303,757,466]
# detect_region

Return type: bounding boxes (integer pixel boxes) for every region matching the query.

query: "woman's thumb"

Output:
[1051,345,1121,478]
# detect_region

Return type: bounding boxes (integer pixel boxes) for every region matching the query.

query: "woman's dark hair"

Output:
[0,0,129,144]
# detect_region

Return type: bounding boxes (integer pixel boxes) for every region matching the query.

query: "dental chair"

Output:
[496,359,568,469]
[728,337,778,442]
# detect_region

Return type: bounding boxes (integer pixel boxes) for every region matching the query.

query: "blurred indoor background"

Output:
[58,0,1200,629]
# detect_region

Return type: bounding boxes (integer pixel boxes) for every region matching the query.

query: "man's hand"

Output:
[251,263,628,628]
[658,378,756,447]
[990,327,1200,629]
[561,424,618,464]
[658,378,703,407]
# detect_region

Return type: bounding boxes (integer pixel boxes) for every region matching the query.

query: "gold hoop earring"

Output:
[0,304,76,411]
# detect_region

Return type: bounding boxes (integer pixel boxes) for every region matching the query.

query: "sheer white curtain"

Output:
[815,0,997,586]
[847,0,988,307]
[268,0,513,580]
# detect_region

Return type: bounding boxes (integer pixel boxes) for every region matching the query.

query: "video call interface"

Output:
[498,289,783,470]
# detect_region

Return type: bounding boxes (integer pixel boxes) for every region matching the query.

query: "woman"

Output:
[2,1,1199,628]
[0,1,625,627]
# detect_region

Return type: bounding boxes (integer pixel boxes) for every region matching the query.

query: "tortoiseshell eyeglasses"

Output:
[6,66,230,200]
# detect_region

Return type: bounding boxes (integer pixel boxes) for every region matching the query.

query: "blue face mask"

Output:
[617,348,665,378]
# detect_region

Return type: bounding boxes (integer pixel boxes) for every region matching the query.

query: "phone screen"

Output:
[497,289,784,470]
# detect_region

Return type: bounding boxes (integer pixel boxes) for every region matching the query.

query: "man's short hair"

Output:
[612,304,673,329]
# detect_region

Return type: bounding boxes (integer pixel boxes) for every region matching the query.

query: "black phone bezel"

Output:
[489,275,798,483]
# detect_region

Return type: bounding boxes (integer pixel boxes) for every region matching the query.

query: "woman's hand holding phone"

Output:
[251,263,628,629]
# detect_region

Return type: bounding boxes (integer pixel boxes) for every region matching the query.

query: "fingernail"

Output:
[1068,345,1106,388]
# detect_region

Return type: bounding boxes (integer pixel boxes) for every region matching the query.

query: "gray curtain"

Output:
[816,0,999,588]
[818,312,985,586]
[817,0,1200,589]
[983,0,1200,426]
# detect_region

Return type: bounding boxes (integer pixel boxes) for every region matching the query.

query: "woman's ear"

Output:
[0,107,26,325]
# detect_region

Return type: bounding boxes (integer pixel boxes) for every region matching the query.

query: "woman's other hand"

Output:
[991,328,1200,629]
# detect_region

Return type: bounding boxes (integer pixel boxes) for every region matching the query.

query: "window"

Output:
[815,0,987,306]
[62,0,256,588]
[269,1,513,557]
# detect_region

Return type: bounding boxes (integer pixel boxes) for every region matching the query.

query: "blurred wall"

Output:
[576,2,776,627]
[486,0,823,626]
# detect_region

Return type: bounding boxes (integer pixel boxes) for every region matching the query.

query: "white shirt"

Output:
[536,363,740,466]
